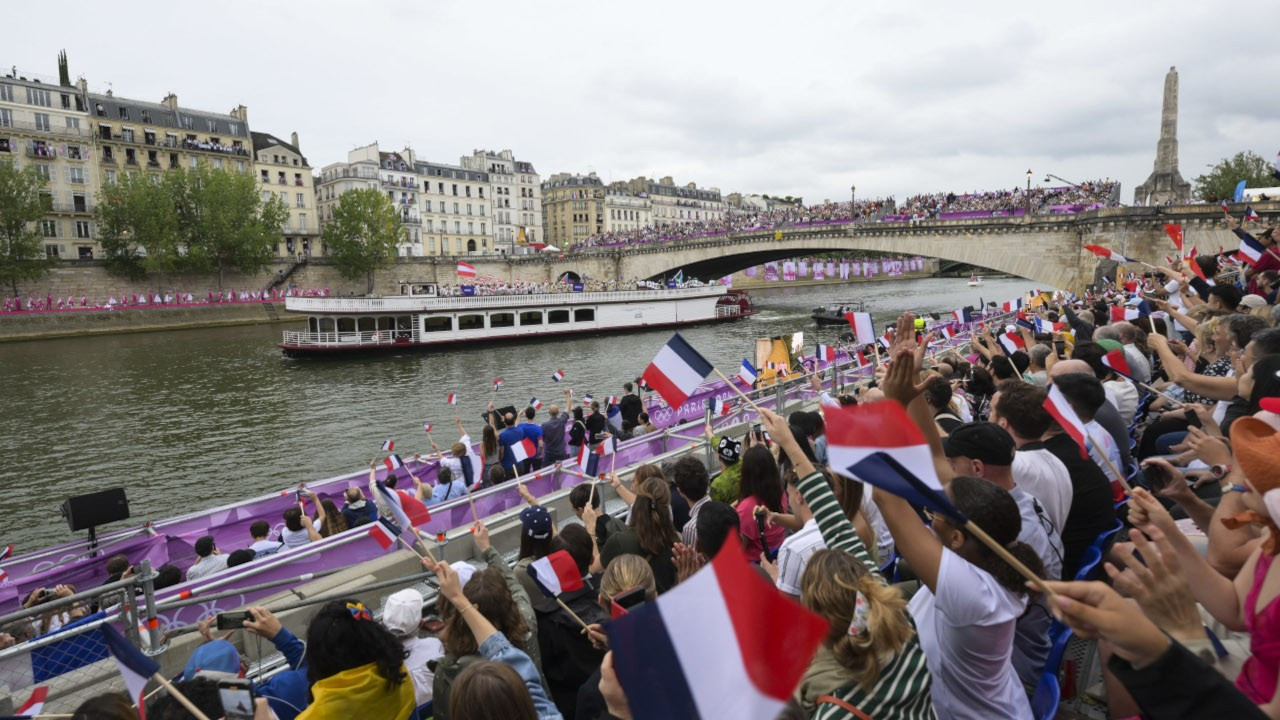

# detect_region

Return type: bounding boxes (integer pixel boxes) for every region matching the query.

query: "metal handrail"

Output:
[283,285,724,314]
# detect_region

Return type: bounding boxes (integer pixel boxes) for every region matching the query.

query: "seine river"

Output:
[0,276,1038,549]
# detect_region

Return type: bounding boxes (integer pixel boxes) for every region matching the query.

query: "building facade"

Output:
[416,160,492,257]
[623,176,725,227]
[0,71,97,259]
[251,131,318,258]
[604,182,651,234]
[460,149,540,252]
[541,172,605,248]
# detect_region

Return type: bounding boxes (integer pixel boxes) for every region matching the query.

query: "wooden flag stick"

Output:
[1149,314,1158,336]
[152,672,213,720]
[398,528,438,564]
[588,478,597,508]
[712,368,764,415]
[610,449,617,476]
[962,520,1057,599]
[556,596,592,631]
[1085,430,1132,494]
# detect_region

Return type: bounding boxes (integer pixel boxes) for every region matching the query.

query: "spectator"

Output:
[22,584,86,636]
[618,382,643,426]
[481,423,502,476]
[425,467,468,506]
[737,445,787,564]
[298,600,415,720]
[638,411,658,435]
[540,405,568,465]
[381,588,445,706]
[1094,338,1140,425]
[569,482,623,548]
[585,401,607,446]
[1052,372,1125,495]
[990,382,1072,533]
[226,548,256,568]
[673,456,711,550]
[706,426,743,504]
[600,475,680,593]
[154,564,182,590]
[924,376,964,435]
[514,506,558,614]
[567,405,587,461]
[432,417,480,488]
[498,411,525,479]
[70,693,138,720]
[249,520,282,557]
[772,466,828,600]
[185,536,228,581]
[316,499,348,538]
[341,487,377,529]
[280,504,322,550]
[536,525,606,717]
[1025,344,1051,386]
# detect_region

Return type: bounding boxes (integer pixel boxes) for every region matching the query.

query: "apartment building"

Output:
[541,172,605,249]
[459,149,540,253]
[251,131,318,258]
[416,160,492,257]
[622,175,725,227]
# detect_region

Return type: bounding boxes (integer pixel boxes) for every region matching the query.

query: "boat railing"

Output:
[282,285,725,314]
[715,305,741,318]
[280,329,416,347]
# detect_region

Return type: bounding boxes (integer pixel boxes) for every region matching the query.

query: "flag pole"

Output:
[152,673,214,720]
[712,368,764,415]
[961,520,1057,599]
[556,596,592,631]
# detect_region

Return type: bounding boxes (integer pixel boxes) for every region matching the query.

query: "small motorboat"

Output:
[967,274,984,287]
[811,301,864,325]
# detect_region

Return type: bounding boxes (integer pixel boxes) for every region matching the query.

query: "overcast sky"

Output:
[10,1,1280,204]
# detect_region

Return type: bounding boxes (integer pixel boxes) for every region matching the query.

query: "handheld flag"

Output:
[1221,199,1231,212]
[844,311,875,346]
[1246,206,1261,223]
[493,377,504,391]
[14,686,47,717]
[457,261,477,278]
[422,423,433,434]
[446,393,458,405]
[606,395,620,406]
[526,549,584,597]
[1184,256,1213,285]
[384,453,405,471]
[368,517,403,550]
[815,343,836,362]
[641,333,714,409]
[1044,384,1091,459]
[510,437,538,464]
[551,369,565,382]
[855,349,869,366]
[529,397,543,410]
[100,624,159,713]
[998,331,1026,355]
[938,325,956,340]
[737,359,758,386]
[606,538,828,720]
[380,439,395,452]
[1083,245,1133,263]
[822,401,951,515]
[1109,305,1141,322]
[1163,224,1184,252]
[710,397,733,417]
[582,393,595,405]
[376,480,431,528]
[0,544,13,561]
[1101,348,1133,378]
[1240,230,1267,267]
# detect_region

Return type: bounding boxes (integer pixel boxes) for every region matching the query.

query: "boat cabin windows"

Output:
[489,312,515,328]
[458,314,484,331]
[317,317,336,333]
[423,316,453,333]
[357,317,377,332]
[574,308,595,322]
[336,317,357,333]
[396,316,412,331]
[519,310,543,326]
[548,310,570,324]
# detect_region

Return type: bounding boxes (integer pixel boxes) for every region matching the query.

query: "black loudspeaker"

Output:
[61,488,131,532]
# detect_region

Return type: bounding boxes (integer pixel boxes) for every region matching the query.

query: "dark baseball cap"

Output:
[943,422,1015,466]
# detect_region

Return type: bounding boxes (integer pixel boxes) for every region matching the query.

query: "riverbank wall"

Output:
[0,303,296,343]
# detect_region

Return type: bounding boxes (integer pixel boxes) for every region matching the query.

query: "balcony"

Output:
[100,155,117,165]
[48,200,93,214]
[181,139,249,157]
[125,157,139,166]
[24,145,57,159]
[147,160,161,168]
[3,118,88,137]
[401,215,421,225]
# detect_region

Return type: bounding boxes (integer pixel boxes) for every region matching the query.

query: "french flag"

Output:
[844,311,875,346]
[823,401,950,514]
[1163,223,1184,252]
[815,343,836,362]
[526,549,584,597]
[641,333,714,409]
[1221,199,1231,212]
[384,453,405,471]
[422,423,433,433]
[376,480,431,529]
[14,686,47,717]
[1083,245,1132,263]
[0,544,12,562]
[457,261,477,278]
[710,397,732,417]
[1044,384,1091,459]
[368,516,402,550]
[855,349,869,366]
[1101,348,1133,378]
[551,369,565,382]
[510,437,538,464]
[100,624,159,716]
[1240,230,1268,267]
[606,538,827,720]
[878,333,893,350]
[446,393,458,405]
[1033,316,1053,334]
[381,439,395,452]
[493,377,504,390]
[606,395,620,406]
[582,393,595,405]
[1246,206,1261,223]
[529,397,543,410]
[951,308,967,324]
[938,325,956,340]
[1109,305,1141,322]
[998,331,1026,355]
[737,359,758,386]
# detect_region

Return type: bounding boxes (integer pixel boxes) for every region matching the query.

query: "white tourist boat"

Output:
[278,282,754,356]
[968,274,984,287]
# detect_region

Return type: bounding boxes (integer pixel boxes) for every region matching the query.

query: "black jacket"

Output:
[536,582,607,719]
[618,393,643,426]
[1043,433,1118,579]
[1109,641,1267,720]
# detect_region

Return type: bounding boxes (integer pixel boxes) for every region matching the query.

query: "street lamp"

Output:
[1025,169,1032,216]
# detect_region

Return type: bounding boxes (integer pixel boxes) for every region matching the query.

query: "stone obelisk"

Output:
[1133,67,1191,205]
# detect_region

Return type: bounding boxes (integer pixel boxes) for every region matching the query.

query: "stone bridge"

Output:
[453,203,1276,293]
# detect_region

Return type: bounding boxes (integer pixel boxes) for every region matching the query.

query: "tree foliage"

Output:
[1193,151,1275,202]
[0,161,53,295]
[95,164,287,288]
[321,188,404,292]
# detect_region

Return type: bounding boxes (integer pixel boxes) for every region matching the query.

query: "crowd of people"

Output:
[0,287,331,314]
[16,215,1280,720]
[891,179,1118,221]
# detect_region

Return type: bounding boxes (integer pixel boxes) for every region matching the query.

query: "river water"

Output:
[0,276,1038,549]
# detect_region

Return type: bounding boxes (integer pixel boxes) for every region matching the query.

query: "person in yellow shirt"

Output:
[297,600,416,720]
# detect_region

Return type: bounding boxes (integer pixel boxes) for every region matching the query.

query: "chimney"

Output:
[161,92,178,110]
[290,131,299,147]
[230,104,248,123]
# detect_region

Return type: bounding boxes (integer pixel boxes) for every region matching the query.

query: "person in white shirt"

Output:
[990,385,1073,533]
[248,520,283,558]
[1053,373,1127,489]
[943,423,1065,687]
[877,474,1037,720]
[1114,323,1153,384]
[186,536,229,581]
[381,587,447,705]
[769,470,828,599]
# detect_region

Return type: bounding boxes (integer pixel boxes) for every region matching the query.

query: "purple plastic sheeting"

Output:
[0,321,1003,622]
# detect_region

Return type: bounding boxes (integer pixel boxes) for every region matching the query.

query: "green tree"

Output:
[178,165,289,289]
[1193,151,1275,202]
[0,162,53,296]
[322,188,404,293]
[96,171,184,284]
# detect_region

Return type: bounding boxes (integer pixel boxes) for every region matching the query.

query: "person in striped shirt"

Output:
[759,408,935,720]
